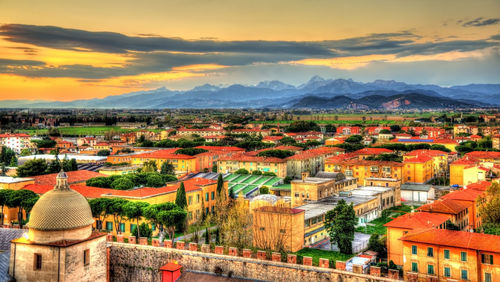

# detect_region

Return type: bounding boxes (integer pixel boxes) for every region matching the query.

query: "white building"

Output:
[0,133,34,154]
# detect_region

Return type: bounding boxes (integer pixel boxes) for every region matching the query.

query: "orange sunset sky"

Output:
[0,0,499,101]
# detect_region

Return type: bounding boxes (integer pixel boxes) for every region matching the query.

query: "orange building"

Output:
[131,149,197,174]
[404,149,449,177]
[352,147,393,160]
[417,198,471,230]
[401,229,500,282]
[384,212,449,266]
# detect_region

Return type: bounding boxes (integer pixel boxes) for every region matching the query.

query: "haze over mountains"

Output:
[2,76,499,109]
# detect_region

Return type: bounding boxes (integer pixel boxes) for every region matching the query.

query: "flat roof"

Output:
[299,194,378,220]
[401,184,432,191]
[19,154,107,161]
[357,186,393,192]
[0,176,34,183]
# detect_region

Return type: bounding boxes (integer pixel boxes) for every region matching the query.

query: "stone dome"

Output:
[27,170,94,231]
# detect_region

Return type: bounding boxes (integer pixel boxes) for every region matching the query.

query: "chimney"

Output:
[302,172,309,182]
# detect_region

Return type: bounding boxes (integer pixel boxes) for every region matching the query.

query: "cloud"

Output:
[461,17,500,27]
[0,24,498,80]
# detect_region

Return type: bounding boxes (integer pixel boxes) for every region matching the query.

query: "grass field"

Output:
[16,126,135,136]
[294,248,354,267]
[355,204,415,235]
[253,120,398,125]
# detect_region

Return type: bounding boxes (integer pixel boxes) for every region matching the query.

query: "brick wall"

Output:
[109,242,393,282]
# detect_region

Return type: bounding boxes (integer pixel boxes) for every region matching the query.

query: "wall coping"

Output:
[109,242,395,281]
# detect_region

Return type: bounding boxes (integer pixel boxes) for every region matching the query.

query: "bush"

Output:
[284,176,292,184]
[146,174,165,187]
[252,170,262,175]
[175,148,208,156]
[263,172,276,176]
[234,168,249,175]
[131,222,152,239]
[111,177,134,190]
[97,150,110,156]
[259,186,270,194]
[257,149,294,159]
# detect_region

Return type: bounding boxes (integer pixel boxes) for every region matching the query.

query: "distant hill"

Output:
[282,92,480,110]
[1,76,498,109]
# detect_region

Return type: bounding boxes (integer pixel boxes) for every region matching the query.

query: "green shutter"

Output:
[444,249,450,259]
[444,267,450,277]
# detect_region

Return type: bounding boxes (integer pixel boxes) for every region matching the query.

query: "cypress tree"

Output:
[175,182,187,209]
[204,227,209,244]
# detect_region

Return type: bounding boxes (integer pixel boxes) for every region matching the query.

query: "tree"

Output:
[216,174,226,201]
[219,196,252,249]
[142,160,157,173]
[33,137,56,149]
[174,148,208,156]
[108,198,129,234]
[259,186,270,194]
[0,189,14,225]
[7,189,39,228]
[46,155,61,174]
[97,150,110,156]
[131,222,152,239]
[1,146,16,164]
[9,156,18,167]
[16,159,48,177]
[478,183,500,234]
[123,201,150,238]
[285,121,320,133]
[175,182,187,209]
[368,234,387,258]
[160,161,175,175]
[146,173,165,187]
[229,186,236,199]
[144,202,186,243]
[111,177,134,190]
[88,198,113,230]
[324,199,357,254]
[252,170,262,175]
[234,168,249,175]
[390,125,401,133]
[279,136,296,145]
[257,149,294,159]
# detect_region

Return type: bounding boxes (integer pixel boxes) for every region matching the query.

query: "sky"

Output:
[0,0,499,101]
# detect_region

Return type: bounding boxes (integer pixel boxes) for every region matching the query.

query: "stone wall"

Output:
[109,242,393,282]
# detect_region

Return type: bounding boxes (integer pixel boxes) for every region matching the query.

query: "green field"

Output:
[294,248,354,267]
[16,126,135,136]
[355,204,416,235]
[252,119,398,125]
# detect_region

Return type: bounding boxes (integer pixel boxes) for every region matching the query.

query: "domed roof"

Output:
[27,170,94,231]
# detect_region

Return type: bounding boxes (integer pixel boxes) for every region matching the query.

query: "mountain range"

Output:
[2,76,499,109]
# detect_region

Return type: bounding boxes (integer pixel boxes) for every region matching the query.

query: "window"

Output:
[485,272,492,282]
[411,262,418,272]
[444,267,451,277]
[412,245,417,255]
[84,249,90,266]
[106,221,113,231]
[259,227,265,231]
[189,196,192,205]
[461,269,468,280]
[461,251,467,262]
[34,254,42,270]
[205,193,209,201]
[130,224,136,233]
[481,254,494,264]
[196,194,200,203]
[444,249,450,259]
[427,264,434,275]
[427,247,434,257]
[211,192,215,200]
[119,223,125,233]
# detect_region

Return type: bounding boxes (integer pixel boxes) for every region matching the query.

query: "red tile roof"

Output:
[195,146,245,152]
[403,155,433,163]
[405,149,448,157]
[354,148,393,155]
[24,177,216,199]
[384,212,449,230]
[220,153,286,163]
[34,170,107,185]
[133,149,195,160]
[465,151,500,159]
[401,229,500,253]
[417,198,470,214]
[465,181,491,191]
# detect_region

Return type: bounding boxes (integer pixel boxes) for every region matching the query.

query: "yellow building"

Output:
[404,149,449,178]
[325,159,403,185]
[218,154,287,177]
[401,229,500,282]
[450,152,500,186]
[131,149,197,174]
[252,206,305,252]
[403,155,434,184]
[290,172,357,207]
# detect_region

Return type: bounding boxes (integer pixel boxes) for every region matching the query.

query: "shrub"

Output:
[131,222,152,239]
[234,168,249,175]
[111,178,134,190]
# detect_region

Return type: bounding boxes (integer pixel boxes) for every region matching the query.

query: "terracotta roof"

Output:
[451,157,479,166]
[401,229,500,253]
[195,146,245,152]
[405,149,448,157]
[326,158,404,167]
[354,148,393,155]
[219,153,286,163]
[34,170,107,185]
[465,151,500,159]
[465,181,491,191]
[0,133,30,138]
[403,155,433,163]
[417,198,470,214]
[441,188,483,202]
[24,177,216,199]
[254,206,304,214]
[133,149,195,160]
[384,212,449,230]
